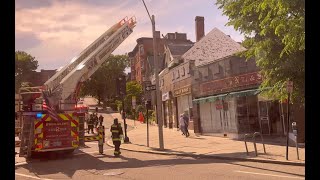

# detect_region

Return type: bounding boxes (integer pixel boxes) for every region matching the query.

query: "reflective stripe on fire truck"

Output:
[34,113,79,150]
[67,114,79,148]
[34,114,50,150]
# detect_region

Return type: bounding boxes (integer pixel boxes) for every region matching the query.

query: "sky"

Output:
[15,0,244,71]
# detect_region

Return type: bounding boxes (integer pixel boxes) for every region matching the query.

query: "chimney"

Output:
[195,16,205,42]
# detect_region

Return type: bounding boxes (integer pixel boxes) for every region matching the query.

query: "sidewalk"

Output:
[107,113,305,166]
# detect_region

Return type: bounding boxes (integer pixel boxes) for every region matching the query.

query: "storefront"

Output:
[162,92,174,128]
[193,71,283,138]
[173,85,193,129]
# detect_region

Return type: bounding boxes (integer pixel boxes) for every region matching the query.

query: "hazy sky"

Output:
[15,0,244,70]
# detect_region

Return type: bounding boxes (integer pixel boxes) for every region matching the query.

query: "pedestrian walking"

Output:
[110,118,124,157]
[183,110,190,137]
[98,114,104,126]
[179,114,186,136]
[138,111,144,123]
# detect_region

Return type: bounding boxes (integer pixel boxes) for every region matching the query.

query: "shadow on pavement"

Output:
[17,149,303,179]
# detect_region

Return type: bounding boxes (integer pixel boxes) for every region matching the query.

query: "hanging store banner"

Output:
[200,71,262,94]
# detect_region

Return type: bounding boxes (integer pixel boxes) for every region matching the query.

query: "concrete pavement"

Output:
[107,112,305,166]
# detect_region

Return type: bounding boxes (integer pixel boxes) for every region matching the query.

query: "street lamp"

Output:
[141,0,164,150]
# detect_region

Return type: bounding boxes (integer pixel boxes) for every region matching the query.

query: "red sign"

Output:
[201,72,262,94]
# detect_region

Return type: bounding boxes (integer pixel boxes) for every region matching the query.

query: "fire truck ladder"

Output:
[19,115,34,158]
[43,16,136,108]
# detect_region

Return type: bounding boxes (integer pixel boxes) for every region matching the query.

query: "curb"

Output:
[106,141,305,167]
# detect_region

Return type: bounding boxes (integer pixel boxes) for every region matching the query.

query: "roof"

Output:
[167,43,193,56]
[182,28,246,67]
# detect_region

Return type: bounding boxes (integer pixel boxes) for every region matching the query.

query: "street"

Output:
[15,97,305,180]
[15,149,305,180]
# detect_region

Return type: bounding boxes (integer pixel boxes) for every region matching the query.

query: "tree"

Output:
[15,51,39,92]
[79,54,129,104]
[124,81,143,115]
[216,0,305,103]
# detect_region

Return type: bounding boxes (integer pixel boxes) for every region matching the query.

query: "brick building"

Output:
[128,31,193,107]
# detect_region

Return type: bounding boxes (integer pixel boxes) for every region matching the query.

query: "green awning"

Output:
[227,89,261,98]
[193,87,272,104]
[193,93,229,104]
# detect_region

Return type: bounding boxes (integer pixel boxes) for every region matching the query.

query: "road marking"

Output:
[15,162,28,166]
[15,173,54,180]
[74,149,113,156]
[234,170,304,179]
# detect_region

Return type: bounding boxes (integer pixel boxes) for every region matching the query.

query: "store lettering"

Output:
[173,86,191,97]
[201,72,262,94]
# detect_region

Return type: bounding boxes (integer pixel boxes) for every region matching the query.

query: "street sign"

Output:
[145,85,156,91]
[286,81,293,93]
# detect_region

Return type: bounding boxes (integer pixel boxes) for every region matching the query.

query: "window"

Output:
[177,70,180,79]
[139,45,144,55]
[172,72,175,81]
[181,67,185,76]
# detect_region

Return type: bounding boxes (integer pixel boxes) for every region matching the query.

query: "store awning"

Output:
[227,88,261,98]
[193,87,272,104]
[193,93,229,104]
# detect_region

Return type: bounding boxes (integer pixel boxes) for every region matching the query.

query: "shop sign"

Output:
[162,92,170,101]
[173,86,191,97]
[201,72,262,94]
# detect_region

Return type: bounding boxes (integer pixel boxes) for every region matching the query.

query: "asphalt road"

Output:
[15,97,305,179]
[15,148,305,180]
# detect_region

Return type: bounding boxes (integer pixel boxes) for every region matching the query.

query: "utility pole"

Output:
[141,0,164,150]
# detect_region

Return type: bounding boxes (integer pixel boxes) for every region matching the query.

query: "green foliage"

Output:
[15,51,39,92]
[79,54,129,103]
[123,81,143,115]
[115,100,122,112]
[216,0,305,103]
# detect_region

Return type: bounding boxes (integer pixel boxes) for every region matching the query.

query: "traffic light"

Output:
[116,75,127,97]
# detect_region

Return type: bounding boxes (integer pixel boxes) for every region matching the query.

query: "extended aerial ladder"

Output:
[44,16,136,109]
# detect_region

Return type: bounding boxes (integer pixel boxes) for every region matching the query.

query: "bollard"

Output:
[98,126,104,154]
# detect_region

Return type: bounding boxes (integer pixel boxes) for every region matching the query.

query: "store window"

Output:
[236,95,259,133]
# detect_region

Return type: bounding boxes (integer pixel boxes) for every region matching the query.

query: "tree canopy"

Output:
[216,0,305,103]
[79,54,129,104]
[15,51,39,92]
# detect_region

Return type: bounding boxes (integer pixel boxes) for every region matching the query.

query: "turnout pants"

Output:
[113,141,121,156]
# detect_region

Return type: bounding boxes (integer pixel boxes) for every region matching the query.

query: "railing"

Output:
[244,132,266,156]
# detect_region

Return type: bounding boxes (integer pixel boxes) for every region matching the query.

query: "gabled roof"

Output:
[182,28,246,67]
[167,43,194,56]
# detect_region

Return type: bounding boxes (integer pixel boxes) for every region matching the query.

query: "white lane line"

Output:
[15,162,28,166]
[74,149,113,156]
[234,170,305,179]
[15,173,54,180]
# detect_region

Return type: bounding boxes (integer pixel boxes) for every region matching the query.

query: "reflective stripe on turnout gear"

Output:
[111,130,119,133]
[114,151,120,154]
[112,138,121,141]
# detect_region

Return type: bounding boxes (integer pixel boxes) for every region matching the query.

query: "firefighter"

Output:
[94,113,99,128]
[110,118,123,157]
[88,114,94,134]
[98,114,104,126]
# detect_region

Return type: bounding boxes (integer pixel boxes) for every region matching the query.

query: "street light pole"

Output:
[141,0,164,150]
[152,15,164,150]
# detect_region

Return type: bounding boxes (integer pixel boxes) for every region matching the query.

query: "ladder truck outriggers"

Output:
[17,17,136,158]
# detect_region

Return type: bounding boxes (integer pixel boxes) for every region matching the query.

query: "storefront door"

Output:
[258,101,271,135]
